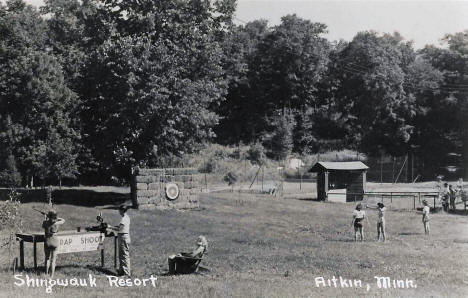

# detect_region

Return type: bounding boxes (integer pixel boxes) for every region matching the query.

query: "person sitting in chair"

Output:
[168,236,208,274]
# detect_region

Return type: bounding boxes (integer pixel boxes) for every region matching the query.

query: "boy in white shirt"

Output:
[112,205,131,276]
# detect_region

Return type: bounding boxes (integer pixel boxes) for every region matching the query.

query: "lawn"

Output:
[1,185,468,297]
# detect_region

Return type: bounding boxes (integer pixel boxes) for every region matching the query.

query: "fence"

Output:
[366,155,424,183]
[366,154,466,183]
[330,191,440,210]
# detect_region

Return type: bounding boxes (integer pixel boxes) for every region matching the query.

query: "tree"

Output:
[78,0,236,180]
[332,32,442,156]
[420,31,468,177]
[266,112,295,160]
[0,1,79,186]
[215,20,270,143]
[217,15,330,145]
[246,141,266,165]
[0,154,22,187]
[254,15,330,112]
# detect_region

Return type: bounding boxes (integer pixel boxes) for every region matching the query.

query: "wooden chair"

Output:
[172,255,204,274]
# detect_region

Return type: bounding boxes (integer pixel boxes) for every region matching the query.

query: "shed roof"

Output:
[309,161,369,172]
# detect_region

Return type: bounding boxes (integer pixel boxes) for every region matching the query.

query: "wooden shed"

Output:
[309,161,369,202]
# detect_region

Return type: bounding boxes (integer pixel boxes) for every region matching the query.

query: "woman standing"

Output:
[42,210,65,277]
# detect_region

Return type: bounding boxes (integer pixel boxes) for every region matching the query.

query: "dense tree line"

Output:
[0,0,466,186]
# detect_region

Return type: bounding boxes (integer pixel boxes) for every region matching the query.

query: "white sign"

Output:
[56,232,104,254]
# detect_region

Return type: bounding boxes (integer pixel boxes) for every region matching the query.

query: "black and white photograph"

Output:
[0,0,467,297]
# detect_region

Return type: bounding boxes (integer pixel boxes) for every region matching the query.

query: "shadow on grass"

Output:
[57,264,118,276]
[325,238,356,243]
[1,189,130,207]
[448,209,468,216]
[86,265,118,275]
[399,232,420,236]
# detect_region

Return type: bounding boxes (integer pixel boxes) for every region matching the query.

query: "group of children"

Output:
[441,182,464,212]
[351,199,431,242]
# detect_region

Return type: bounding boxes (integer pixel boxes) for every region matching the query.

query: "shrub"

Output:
[0,189,22,232]
[246,142,266,165]
[0,189,23,269]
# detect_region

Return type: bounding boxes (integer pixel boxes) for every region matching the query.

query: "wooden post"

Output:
[19,240,24,270]
[114,236,118,269]
[413,195,416,210]
[101,246,105,268]
[411,153,414,182]
[324,171,329,201]
[261,166,264,192]
[380,153,383,183]
[405,153,408,183]
[33,237,37,271]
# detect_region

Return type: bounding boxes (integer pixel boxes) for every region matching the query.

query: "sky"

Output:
[16,0,468,49]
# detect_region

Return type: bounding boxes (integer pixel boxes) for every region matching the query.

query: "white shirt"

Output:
[423,206,430,220]
[119,214,130,234]
[353,210,365,219]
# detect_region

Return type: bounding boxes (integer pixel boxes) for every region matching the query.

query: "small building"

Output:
[309,161,369,202]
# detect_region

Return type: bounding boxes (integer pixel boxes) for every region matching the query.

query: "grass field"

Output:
[1,184,468,297]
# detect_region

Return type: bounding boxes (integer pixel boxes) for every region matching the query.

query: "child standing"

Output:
[351,203,367,241]
[422,200,430,235]
[367,202,386,242]
[42,210,65,277]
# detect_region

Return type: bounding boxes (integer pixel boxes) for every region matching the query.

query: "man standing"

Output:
[113,205,131,276]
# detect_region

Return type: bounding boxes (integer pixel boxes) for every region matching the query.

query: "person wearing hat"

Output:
[168,236,208,274]
[367,202,387,242]
[112,205,131,276]
[351,203,367,241]
[41,210,65,277]
[422,200,430,235]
